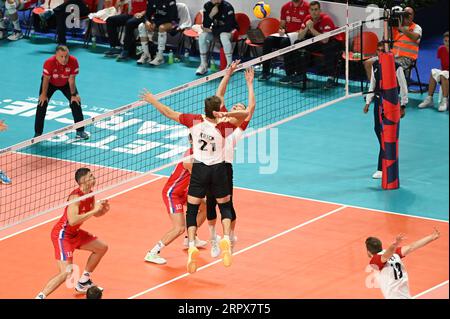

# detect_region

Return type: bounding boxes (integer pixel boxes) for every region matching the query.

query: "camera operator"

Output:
[364,7,422,80]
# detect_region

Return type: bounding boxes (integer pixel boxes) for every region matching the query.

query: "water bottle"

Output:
[210,58,217,72]
[184,49,190,62]
[168,50,174,64]
[91,36,96,49]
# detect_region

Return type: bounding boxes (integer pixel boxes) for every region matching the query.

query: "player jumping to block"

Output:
[144,134,209,265]
[36,168,109,299]
[206,63,256,257]
[140,73,249,273]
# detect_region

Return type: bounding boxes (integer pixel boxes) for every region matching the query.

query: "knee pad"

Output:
[206,195,217,221]
[138,22,147,37]
[218,201,233,221]
[230,200,236,221]
[186,203,200,228]
[5,1,17,15]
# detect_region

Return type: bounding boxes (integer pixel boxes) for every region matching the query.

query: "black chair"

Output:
[404,59,424,94]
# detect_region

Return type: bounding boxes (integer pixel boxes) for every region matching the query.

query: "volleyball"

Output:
[253,2,270,19]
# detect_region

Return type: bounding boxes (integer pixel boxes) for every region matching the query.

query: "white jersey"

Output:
[224,120,249,163]
[370,247,411,299]
[179,113,236,166]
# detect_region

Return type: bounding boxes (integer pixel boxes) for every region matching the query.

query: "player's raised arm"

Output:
[244,67,255,121]
[213,110,249,121]
[381,234,405,263]
[401,228,440,257]
[216,60,240,106]
[140,89,182,123]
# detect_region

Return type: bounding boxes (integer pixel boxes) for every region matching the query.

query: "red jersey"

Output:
[130,0,147,15]
[43,55,79,87]
[437,45,449,71]
[303,13,336,34]
[52,188,95,237]
[281,0,310,33]
[163,148,193,197]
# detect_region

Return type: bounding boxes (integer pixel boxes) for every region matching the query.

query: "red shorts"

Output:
[162,189,187,214]
[51,229,97,262]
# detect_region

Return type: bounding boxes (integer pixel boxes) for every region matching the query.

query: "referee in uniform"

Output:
[35,45,88,139]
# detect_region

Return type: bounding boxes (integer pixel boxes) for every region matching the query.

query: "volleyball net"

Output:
[0,21,373,229]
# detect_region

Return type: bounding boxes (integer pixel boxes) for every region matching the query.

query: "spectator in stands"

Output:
[195,0,237,75]
[288,0,340,88]
[0,0,35,41]
[364,6,422,80]
[0,120,12,185]
[418,31,449,112]
[37,0,91,45]
[104,0,148,60]
[258,0,310,82]
[88,0,121,40]
[136,0,179,66]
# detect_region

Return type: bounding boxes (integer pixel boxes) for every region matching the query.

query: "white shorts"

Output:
[431,69,449,83]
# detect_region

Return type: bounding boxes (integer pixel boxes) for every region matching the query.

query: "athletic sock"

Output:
[150,241,165,254]
[157,32,167,56]
[209,224,217,240]
[12,20,20,32]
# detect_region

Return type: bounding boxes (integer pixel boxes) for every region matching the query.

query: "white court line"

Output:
[150,173,449,224]
[128,205,347,299]
[0,176,165,242]
[413,280,449,299]
[234,186,449,223]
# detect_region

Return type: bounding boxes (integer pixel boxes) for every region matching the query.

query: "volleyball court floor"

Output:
[0,173,447,299]
[0,40,448,299]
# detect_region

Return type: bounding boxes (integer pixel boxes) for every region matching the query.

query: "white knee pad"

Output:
[5,0,17,15]
[138,22,147,37]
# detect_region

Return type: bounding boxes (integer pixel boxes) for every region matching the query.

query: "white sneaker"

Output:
[149,54,164,66]
[196,64,208,75]
[210,235,221,258]
[144,251,167,264]
[183,236,208,249]
[418,96,433,108]
[7,31,23,41]
[137,53,151,65]
[438,98,448,112]
[372,170,382,179]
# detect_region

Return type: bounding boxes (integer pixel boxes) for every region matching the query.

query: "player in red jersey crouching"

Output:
[36,168,109,299]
